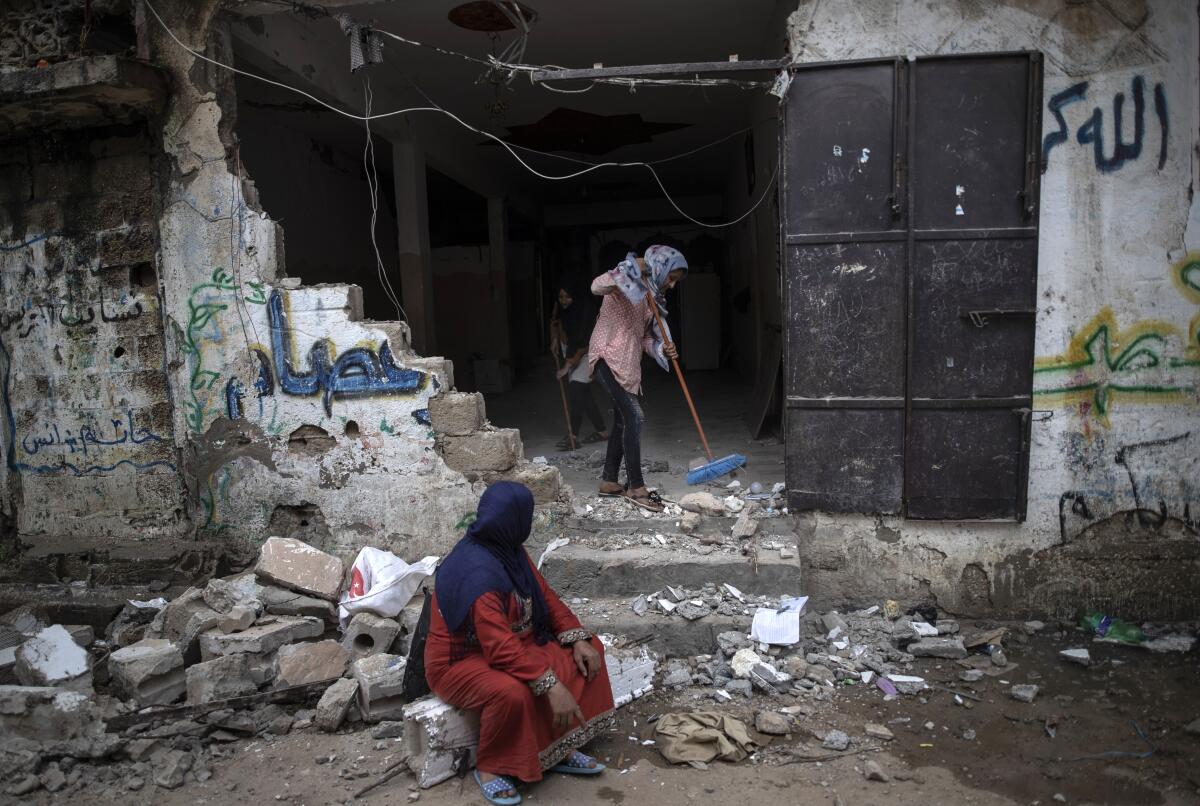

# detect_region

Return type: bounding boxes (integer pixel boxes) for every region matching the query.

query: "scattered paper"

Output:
[779,595,809,613]
[723,583,744,602]
[750,608,801,646]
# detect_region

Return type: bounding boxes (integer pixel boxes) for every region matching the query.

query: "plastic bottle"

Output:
[1080,610,1146,644]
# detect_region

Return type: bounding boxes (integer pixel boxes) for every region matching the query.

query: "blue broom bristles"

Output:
[686,453,747,485]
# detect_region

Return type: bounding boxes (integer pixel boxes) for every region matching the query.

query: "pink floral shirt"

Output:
[588,271,655,394]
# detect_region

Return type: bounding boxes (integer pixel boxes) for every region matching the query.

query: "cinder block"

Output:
[428,392,486,436]
[316,677,358,732]
[108,638,185,706]
[276,639,350,687]
[482,463,564,505]
[342,612,400,659]
[441,429,522,473]
[185,654,265,705]
[351,653,407,723]
[255,537,345,601]
[198,615,323,660]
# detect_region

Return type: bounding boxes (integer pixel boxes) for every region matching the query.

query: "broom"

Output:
[642,282,746,485]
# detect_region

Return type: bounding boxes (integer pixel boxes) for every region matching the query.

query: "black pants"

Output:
[568,380,607,438]
[592,359,644,490]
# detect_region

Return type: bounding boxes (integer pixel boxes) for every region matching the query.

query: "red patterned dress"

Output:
[423,559,615,782]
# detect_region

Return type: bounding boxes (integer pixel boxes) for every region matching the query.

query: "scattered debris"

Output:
[822,729,850,751]
[1059,648,1091,667]
[1010,684,1040,703]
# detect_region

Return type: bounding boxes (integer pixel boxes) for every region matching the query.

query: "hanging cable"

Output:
[362,75,408,321]
[144,0,778,229]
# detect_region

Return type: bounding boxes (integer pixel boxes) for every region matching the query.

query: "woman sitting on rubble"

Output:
[589,244,688,512]
[425,481,614,805]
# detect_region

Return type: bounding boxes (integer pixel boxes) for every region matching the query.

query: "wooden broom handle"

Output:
[644,290,715,463]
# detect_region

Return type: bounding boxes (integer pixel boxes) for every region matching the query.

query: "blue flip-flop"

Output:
[474,770,521,805]
[549,750,606,776]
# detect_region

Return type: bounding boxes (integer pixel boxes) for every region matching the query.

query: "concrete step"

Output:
[540,544,800,598]
[572,596,752,658]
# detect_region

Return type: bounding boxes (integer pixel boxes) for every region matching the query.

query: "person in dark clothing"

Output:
[551,285,609,450]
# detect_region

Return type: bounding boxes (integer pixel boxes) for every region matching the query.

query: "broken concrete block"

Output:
[0,685,112,755]
[342,612,401,659]
[403,696,482,789]
[886,674,927,695]
[959,669,985,683]
[864,759,890,782]
[108,639,185,706]
[316,677,359,732]
[605,644,656,708]
[39,762,66,792]
[428,391,486,436]
[145,588,222,662]
[441,428,522,472]
[63,625,95,647]
[679,512,701,534]
[15,625,91,692]
[255,537,345,602]
[352,653,408,722]
[822,729,850,751]
[106,602,160,648]
[731,648,763,678]
[907,637,967,659]
[864,723,894,741]
[1010,684,1039,703]
[198,616,323,660]
[202,576,263,614]
[731,512,758,539]
[186,654,265,705]
[260,584,337,621]
[482,462,564,504]
[821,612,849,634]
[1059,648,1091,666]
[717,631,750,657]
[276,640,350,687]
[152,749,193,790]
[678,492,725,516]
[217,604,259,634]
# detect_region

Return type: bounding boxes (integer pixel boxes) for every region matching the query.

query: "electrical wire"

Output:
[362,75,408,321]
[145,0,778,229]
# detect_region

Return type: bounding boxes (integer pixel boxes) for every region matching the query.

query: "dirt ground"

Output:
[31,628,1200,806]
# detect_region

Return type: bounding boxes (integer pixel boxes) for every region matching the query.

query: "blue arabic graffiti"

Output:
[1042,76,1168,172]
[263,290,426,418]
[20,409,165,457]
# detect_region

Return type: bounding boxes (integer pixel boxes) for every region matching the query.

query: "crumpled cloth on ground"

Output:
[654,711,759,764]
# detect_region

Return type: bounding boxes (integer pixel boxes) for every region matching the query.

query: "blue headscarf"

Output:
[434,482,554,648]
[606,245,688,372]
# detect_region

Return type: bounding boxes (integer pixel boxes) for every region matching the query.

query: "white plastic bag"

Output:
[338,547,439,629]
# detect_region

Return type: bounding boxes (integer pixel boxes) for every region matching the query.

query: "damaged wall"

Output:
[0,0,492,575]
[787,0,1200,618]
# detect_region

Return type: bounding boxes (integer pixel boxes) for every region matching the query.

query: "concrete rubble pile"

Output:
[0,534,660,797]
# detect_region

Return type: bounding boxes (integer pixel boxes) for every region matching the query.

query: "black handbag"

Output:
[402,588,433,701]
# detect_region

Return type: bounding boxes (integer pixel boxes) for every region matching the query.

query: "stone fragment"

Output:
[217,604,259,634]
[277,639,351,687]
[730,648,763,678]
[106,602,160,648]
[372,720,406,739]
[821,612,849,635]
[64,625,95,647]
[675,601,711,621]
[717,631,750,657]
[886,674,927,695]
[935,620,960,635]
[907,637,968,659]
[723,495,745,513]
[186,654,263,705]
[15,625,91,692]
[779,546,797,560]
[806,665,834,684]
[482,463,564,505]
[724,679,752,698]
[783,656,808,678]
[662,661,692,688]
[679,512,702,534]
[731,512,758,539]
[1023,620,1045,633]
[864,760,890,782]
[145,588,222,661]
[959,669,985,683]
[260,584,337,621]
[255,537,345,601]
[864,723,894,741]
[342,612,401,659]
[203,576,263,614]
[39,763,67,793]
[428,391,486,436]
[108,639,186,706]
[1010,684,1039,703]
[678,492,724,516]
[630,595,648,617]
[750,663,791,691]
[8,774,39,795]
[1184,717,1200,736]
[198,615,323,660]
[1059,648,1091,666]
[822,729,850,751]
[316,677,359,731]
[991,648,1008,667]
[0,685,118,759]
[605,644,657,708]
[352,653,408,722]
[754,711,791,736]
[441,429,523,473]
[152,750,193,790]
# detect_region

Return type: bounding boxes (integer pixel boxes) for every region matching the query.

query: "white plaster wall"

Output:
[787,0,1200,611]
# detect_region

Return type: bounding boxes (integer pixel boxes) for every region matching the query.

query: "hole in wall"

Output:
[113,346,126,358]
[132,262,157,288]
[287,424,336,455]
[353,633,375,653]
[266,503,332,550]
[344,420,360,439]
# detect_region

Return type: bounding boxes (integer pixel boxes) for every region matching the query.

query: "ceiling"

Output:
[231,0,786,207]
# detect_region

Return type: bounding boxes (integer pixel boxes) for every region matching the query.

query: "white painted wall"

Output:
[786,0,1200,615]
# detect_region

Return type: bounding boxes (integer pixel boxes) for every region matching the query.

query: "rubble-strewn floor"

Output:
[28,630,1200,806]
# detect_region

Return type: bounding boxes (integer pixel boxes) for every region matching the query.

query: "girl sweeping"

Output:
[425,482,614,805]
[588,245,688,513]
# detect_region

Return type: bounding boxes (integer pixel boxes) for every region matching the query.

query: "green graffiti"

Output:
[181,267,238,432]
[244,282,267,305]
[380,418,394,434]
[454,512,476,530]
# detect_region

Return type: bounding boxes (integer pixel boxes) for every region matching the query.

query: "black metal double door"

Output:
[781,54,1042,520]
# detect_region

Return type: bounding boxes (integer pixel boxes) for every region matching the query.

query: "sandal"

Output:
[549,750,606,776]
[556,435,579,451]
[474,770,521,805]
[623,488,664,512]
[598,482,625,498]
[582,431,608,444]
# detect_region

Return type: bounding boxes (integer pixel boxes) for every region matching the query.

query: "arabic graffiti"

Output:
[1033,254,1200,424]
[20,409,164,457]
[0,296,145,340]
[1042,75,1168,172]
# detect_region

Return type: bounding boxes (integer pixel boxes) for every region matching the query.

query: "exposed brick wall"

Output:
[0,123,185,542]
